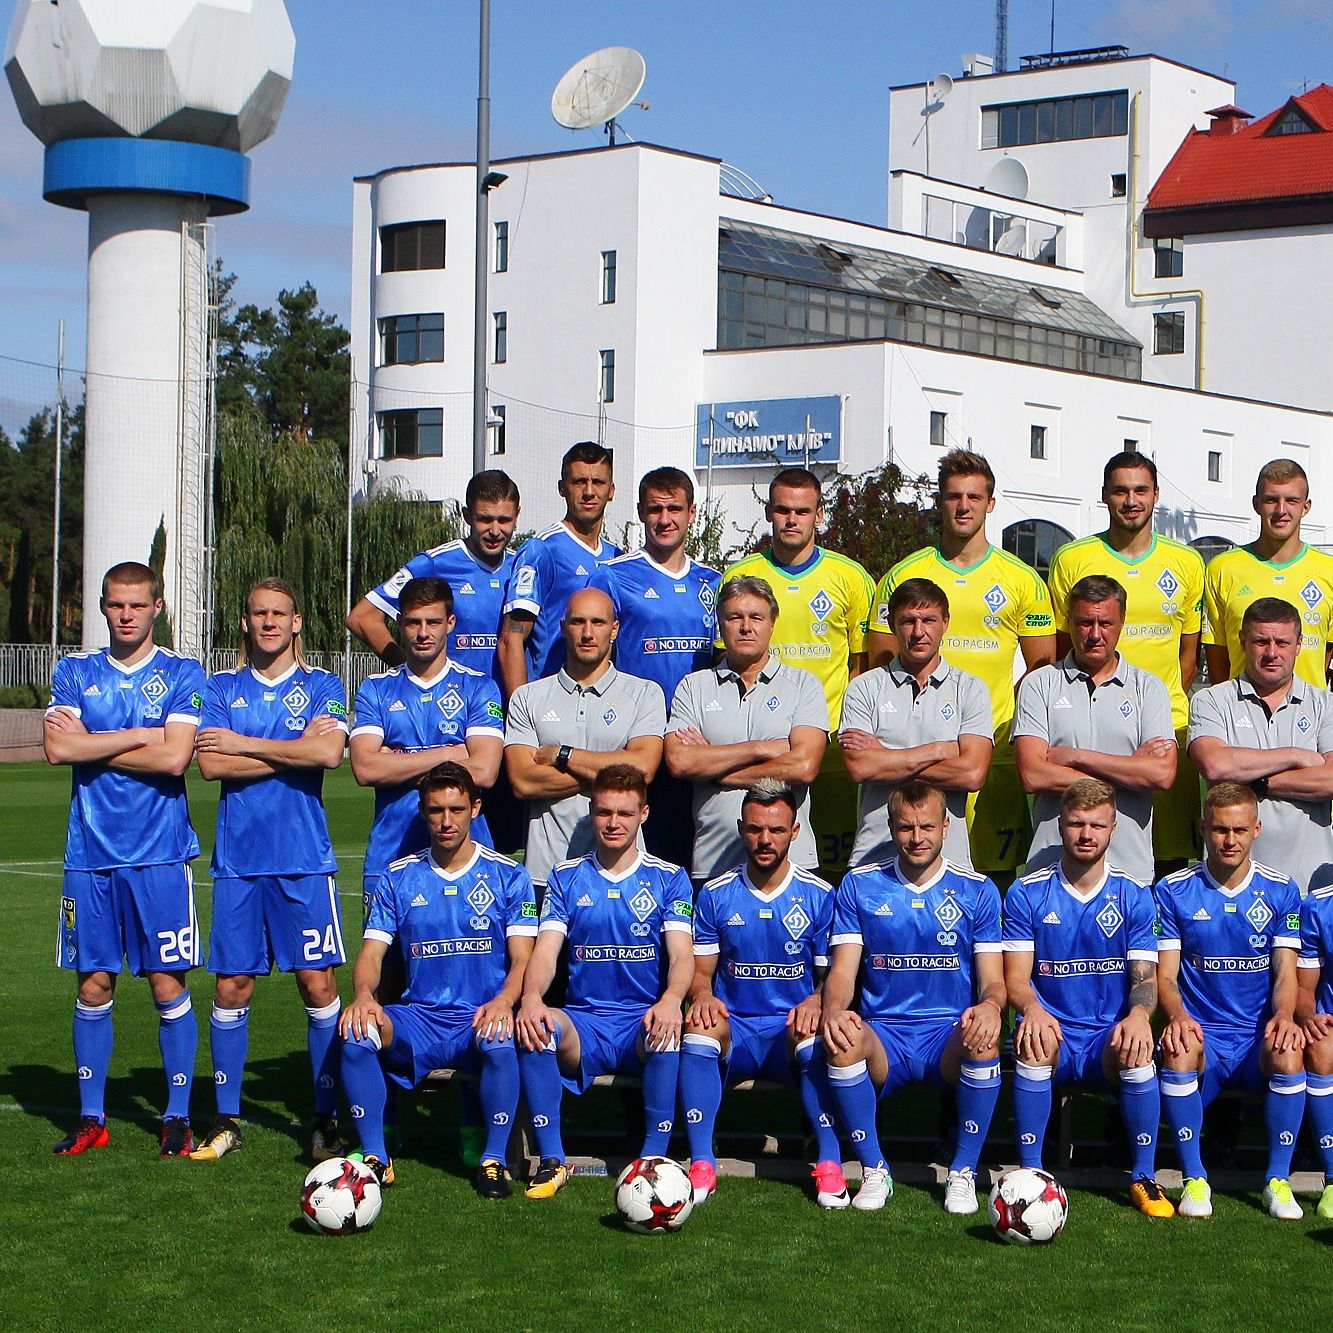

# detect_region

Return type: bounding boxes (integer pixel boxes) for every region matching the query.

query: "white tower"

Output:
[5,0,295,649]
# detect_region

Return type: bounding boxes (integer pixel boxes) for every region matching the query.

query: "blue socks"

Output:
[1012,1061,1053,1169]
[1308,1072,1333,1182]
[1118,1062,1161,1179]
[679,1034,724,1165]
[1160,1067,1206,1178]
[640,1045,680,1156]
[519,1026,566,1160]
[341,1030,388,1160]
[73,998,114,1120]
[827,1060,886,1171]
[156,991,197,1120]
[953,1058,1001,1173]
[306,1000,341,1115]
[477,1033,520,1162]
[1265,1072,1307,1181]
[209,1004,249,1118]
[794,1037,842,1164]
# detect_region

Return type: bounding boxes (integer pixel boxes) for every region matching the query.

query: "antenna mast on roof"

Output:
[995,0,1009,72]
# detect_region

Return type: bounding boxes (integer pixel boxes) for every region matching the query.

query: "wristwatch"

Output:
[555,743,574,772]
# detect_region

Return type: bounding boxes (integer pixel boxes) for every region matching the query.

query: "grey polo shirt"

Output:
[1014,652,1172,884]
[667,657,829,880]
[1189,674,1333,895]
[505,664,666,886]
[838,657,992,869]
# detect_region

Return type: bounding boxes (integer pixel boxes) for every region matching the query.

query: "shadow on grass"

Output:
[965,1223,1010,1245]
[1,1062,167,1139]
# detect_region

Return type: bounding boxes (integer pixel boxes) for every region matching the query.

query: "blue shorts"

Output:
[869,1018,957,1095]
[562,1006,646,1093]
[724,1014,796,1086]
[1199,1024,1266,1104]
[379,1004,514,1090]
[208,874,346,975]
[58,864,199,976]
[1053,1022,1118,1089]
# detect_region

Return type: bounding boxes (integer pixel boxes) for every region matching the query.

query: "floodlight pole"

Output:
[471,0,492,477]
[51,318,64,653]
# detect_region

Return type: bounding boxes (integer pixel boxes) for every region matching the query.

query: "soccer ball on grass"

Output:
[614,1156,694,1233]
[988,1167,1067,1244]
[300,1157,383,1235]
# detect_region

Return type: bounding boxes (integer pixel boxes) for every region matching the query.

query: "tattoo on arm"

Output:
[1128,959,1157,1014]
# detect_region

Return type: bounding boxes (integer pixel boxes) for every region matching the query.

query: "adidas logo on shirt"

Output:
[704,700,723,712]
[230,697,248,709]
[459,582,476,595]
[541,710,562,722]
[409,893,428,907]
[82,683,101,696]
[575,564,589,576]
[726,912,745,926]
[1053,698,1073,710]
[388,700,407,712]
[576,894,594,907]
[644,588,659,599]
[1192,907,1212,920]
[874,902,894,916]
[1042,911,1061,924]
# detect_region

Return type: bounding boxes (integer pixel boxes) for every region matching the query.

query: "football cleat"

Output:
[362,1154,395,1188]
[309,1114,345,1162]
[851,1166,893,1212]
[1317,1183,1333,1221]
[524,1157,568,1200]
[189,1116,244,1161]
[689,1159,718,1205]
[813,1159,850,1210]
[1177,1176,1213,1218]
[459,1125,485,1171]
[1262,1177,1304,1221]
[476,1158,512,1200]
[54,1115,109,1156]
[944,1167,979,1215]
[1129,1175,1175,1219]
[159,1116,194,1158]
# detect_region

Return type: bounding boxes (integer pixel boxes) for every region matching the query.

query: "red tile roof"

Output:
[1146,85,1333,211]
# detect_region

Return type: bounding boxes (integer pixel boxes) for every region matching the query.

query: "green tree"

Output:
[819,463,936,579]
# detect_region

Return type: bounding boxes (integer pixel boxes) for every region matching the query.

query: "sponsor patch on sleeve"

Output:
[326,700,348,718]
[191,692,204,710]
[522,901,538,918]
[673,899,693,919]
[1287,913,1301,932]
[486,700,504,720]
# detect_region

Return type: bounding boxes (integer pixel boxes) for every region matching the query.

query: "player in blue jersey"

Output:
[516,764,694,1199]
[1155,781,1308,1220]
[679,780,844,1207]
[339,762,538,1196]
[44,562,205,1157]
[190,578,350,1163]
[589,466,720,862]
[1004,778,1174,1218]
[499,441,620,693]
[1297,875,1333,1219]
[822,780,1006,1213]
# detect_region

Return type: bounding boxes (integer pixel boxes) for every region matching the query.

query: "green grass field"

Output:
[3,762,1330,1331]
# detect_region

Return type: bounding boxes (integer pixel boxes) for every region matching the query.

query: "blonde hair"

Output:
[239,577,309,668]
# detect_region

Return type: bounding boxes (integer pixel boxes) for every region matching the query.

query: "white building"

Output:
[349,46,1333,570]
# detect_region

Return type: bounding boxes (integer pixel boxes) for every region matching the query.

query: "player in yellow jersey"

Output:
[869,450,1055,880]
[719,468,875,878]
[1203,457,1333,690]
[1047,451,1204,869]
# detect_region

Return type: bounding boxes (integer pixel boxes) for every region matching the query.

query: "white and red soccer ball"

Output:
[988,1167,1068,1244]
[614,1156,695,1233]
[300,1157,383,1235]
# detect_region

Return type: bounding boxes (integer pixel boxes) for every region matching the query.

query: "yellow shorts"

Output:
[966,756,1029,875]
[1152,730,1200,863]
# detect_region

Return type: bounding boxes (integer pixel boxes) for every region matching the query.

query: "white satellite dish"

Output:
[931,72,954,101]
[985,156,1030,200]
[551,46,647,144]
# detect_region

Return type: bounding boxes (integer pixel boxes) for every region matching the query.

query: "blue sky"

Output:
[1,0,1329,383]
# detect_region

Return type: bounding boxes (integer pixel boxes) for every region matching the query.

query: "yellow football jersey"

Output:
[1202,543,1333,688]
[872,545,1053,736]
[719,547,875,726]
[1047,533,1203,731]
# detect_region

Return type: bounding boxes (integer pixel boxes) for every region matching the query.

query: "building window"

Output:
[1110,173,1127,198]
[380,408,443,459]
[494,221,509,273]
[1207,450,1222,483]
[1002,518,1074,580]
[1154,311,1185,355]
[379,313,444,366]
[599,349,615,404]
[601,249,617,304]
[929,410,947,447]
[981,90,1128,149]
[1153,237,1183,279]
[380,221,445,273]
[1269,106,1314,136]
[490,404,506,455]
[1030,424,1047,460]
[493,311,507,363]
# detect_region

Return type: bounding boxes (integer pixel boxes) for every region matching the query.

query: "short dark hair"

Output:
[887,779,947,821]
[638,466,694,507]
[937,448,995,498]
[418,761,479,805]
[1204,781,1259,817]
[741,778,801,819]
[562,441,614,477]
[590,763,649,803]
[1255,458,1308,495]
[398,576,454,619]
[769,468,823,503]
[101,561,160,600]
[1067,574,1126,617]
[887,577,949,623]
[1103,450,1158,488]
[1241,597,1301,636]
[1060,777,1116,815]
[465,469,520,510]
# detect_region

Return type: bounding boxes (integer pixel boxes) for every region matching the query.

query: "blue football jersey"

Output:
[1004,864,1158,1031]
[504,524,620,679]
[693,864,833,1017]
[1300,886,1333,1016]
[352,660,505,875]
[539,853,693,1011]
[201,663,348,877]
[365,844,538,1011]
[367,539,514,688]
[832,859,1002,1022]
[1154,861,1302,1031]
[587,550,720,702]
[48,647,204,870]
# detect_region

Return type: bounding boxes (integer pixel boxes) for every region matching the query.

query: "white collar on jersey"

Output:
[888,858,949,893]
[104,645,160,675]
[742,862,795,903]
[1201,860,1254,898]
[430,844,482,880]
[1055,863,1109,903]
[632,548,692,579]
[406,661,456,690]
[248,661,299,687]
[557,523,607,558]
[592,853,645,883]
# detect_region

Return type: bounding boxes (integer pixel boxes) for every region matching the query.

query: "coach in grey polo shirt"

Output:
[665,574,828,881]
[1189,595,1333,894]
[504,587,666,886]
[840,577,992,868]
[1014,574,1174,883]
